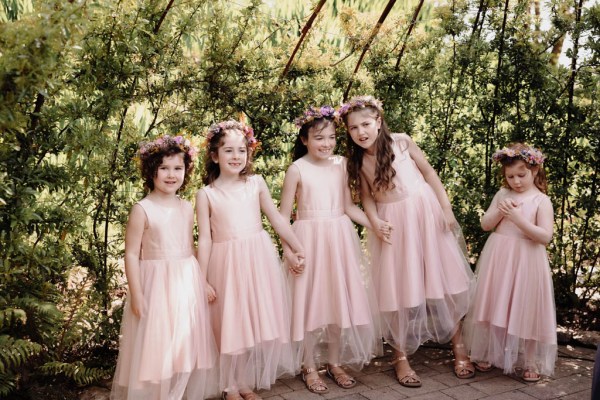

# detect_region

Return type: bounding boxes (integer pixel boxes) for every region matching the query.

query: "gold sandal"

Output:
[302,367,329,394]
[239,391,261,400]
[523,366,541,382]
[474,361,493,372]
[326,364,357,389]
[452,343,475,379]
[391,355,422,388]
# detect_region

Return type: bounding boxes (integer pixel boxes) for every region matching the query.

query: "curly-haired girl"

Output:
[112,134,218,400]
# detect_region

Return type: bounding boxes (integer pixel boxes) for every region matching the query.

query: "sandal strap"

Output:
[327,365,356,387]
[302,369,328,393]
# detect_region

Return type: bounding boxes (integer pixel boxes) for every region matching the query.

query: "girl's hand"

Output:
[285,249,305,276]
[498,198,522,221]
[130,292,145,318]
[442,207,459,232]
[373,217,393,244]
[497,198,517,215]
[205,282,217,303]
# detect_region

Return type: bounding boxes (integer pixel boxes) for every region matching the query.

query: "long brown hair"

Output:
[342,106,396,196]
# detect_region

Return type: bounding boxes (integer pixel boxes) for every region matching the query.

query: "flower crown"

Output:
[294,105,336,129]
[492,146,546,165]
[138,134,198,160]
[335,95,384,122]
[203,120,259,150]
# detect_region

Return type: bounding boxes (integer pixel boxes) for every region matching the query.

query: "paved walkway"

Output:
[249,343,596,400]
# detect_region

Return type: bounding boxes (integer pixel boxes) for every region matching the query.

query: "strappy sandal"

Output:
[474,361,493,372]
[302,367,329,394]
[326,364,357,389]
[239,391,262,400]
[391,355,422,388]
[452,343,475,379]
[522,367,541,382]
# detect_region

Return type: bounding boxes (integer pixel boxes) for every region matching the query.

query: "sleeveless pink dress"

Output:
[111,197,218,400]
[360,134,475,354]
[464,188,557,376]
[202,175,294,392]
[287,156,380,370]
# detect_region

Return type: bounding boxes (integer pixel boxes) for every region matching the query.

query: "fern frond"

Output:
[0,371,17,397]
[40,361,111,386]
[0,307,27,330]
[0,334,43,374]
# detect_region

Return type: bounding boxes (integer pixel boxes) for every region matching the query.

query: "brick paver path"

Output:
[247,343,595,400]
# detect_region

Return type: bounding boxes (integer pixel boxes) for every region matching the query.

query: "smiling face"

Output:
[302,121,336,162]
[504,160,538,193]
[345,108,382,153]
[212,130,248,178]
[152,153,186,195]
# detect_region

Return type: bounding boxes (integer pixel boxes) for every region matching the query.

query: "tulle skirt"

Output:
[287,214,381,371]
[208,230,294,392]
[369,183,475,354]
[111,256,218,400]
[463,232,557,376]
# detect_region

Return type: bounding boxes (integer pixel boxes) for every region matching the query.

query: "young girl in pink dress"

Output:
[337,95,476,387]
[196,120,304,400]
[279,106,382,394]
[112,135,218,400]
[463,143,556,382]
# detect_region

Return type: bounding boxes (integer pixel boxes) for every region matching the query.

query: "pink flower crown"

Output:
[492,146,546,165]
[335,95,384,122]
[203,120,259,150]
[294,105,336,129]
[138,134,198,160]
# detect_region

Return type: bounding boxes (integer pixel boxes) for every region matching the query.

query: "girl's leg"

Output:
[325,326,357,389]
[451,328,475,379]
[392,349,421,388]
[301,334,328,394]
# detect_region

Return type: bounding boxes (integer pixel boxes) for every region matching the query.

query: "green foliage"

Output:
[0,0,598,396]
[40,361,111,387]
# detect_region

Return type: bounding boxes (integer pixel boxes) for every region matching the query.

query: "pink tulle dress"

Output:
[286,156,380,370]
[463,188,557,376]
[111,197,218,400]
[201,175,295,392]
[360,133,475,355]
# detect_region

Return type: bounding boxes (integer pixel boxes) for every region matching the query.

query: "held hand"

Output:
[284,250,305,276]
[205,282,217,303]
[374,218,393,244]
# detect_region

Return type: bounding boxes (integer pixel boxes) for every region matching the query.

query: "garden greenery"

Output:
[0,0,598,396]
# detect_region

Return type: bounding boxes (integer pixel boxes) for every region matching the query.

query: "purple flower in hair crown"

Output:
[492,146,546,165]
[138,134,198,160]
[334,95,384,123]
[294,105,336,129]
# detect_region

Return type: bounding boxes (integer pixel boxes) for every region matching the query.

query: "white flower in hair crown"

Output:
[294,105,336,129]
[492,146,546,165]
[335,96,384,122]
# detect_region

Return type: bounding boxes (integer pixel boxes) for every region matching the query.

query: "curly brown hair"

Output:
[202,121,255,185]
[341,105,396,196]
[497,142,548,193]
[140,146,194,192]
